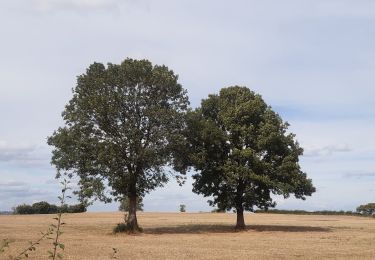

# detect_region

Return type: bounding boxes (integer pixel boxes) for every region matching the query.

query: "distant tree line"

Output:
[13,201,87,215]
[255,203,375,217]
[255,209,359,216]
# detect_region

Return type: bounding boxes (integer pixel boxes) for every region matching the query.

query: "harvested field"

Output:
[1,212,375,259]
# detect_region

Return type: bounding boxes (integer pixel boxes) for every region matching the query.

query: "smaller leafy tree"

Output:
[356,203,375,215]
[183,86,316,229]
[179,204,186,212]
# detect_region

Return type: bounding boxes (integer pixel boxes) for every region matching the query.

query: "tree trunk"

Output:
[235,180,246,230]
[126,194,141,233]
[235,208,246,230]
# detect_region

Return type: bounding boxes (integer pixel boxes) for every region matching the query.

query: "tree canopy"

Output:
[184,86,315,229]
[356,203,375,215]
[48,58,189,232]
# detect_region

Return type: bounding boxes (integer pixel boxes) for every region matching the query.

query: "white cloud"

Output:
[0,140,50,167]
[32,0,120,10]
[304,144,352,157]
[0,180,52,209]
[317,0,375,18]
[343,172,375,179]
[0,181,27,187]
[0,140,35,161]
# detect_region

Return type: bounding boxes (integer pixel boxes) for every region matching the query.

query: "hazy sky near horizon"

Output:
[1,0,374,212]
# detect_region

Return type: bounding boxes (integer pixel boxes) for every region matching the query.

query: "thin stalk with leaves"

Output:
[10,228,54,260]
[48,179,70,260]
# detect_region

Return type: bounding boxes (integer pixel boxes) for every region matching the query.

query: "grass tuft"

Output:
[113,223,128,234]
[113,223,143,234]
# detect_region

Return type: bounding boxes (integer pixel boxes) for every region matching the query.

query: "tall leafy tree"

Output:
[48,58,189,232]
[184,86,315,229]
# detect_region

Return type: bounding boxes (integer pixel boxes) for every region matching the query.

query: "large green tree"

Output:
[184,86,315,229]
[48,58,189,232]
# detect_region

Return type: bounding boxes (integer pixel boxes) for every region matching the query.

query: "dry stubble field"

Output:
[0,212,375,259]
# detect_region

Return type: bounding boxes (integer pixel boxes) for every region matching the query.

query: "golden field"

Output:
[1,212,375,259]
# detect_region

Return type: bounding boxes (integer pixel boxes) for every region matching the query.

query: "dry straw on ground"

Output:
[1,212,375,259]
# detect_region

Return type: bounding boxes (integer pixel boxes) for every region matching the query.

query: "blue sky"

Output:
[0,0,374,212]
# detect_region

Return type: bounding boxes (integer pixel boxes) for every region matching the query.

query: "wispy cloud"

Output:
[0,140,35,161]
[0,181,27,187]
[0,140,50,167]
[32,0,120,10]
[0,180,58,210]
[304,144,352,157]
[317,0,375,18]
[30,0,150,13]
[342,172,375,179]
[0,181,47,201]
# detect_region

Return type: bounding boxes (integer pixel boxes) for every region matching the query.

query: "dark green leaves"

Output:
[48,58,189,203]
[185,86,315,212]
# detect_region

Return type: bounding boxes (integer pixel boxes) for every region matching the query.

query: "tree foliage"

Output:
[119,197,144,212]
[48,58,189,232]
[356,203,375,215]
[183,86,315,228]
[179,204,186,212]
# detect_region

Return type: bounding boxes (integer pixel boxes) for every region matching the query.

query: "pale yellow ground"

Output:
[1,212,375,259]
